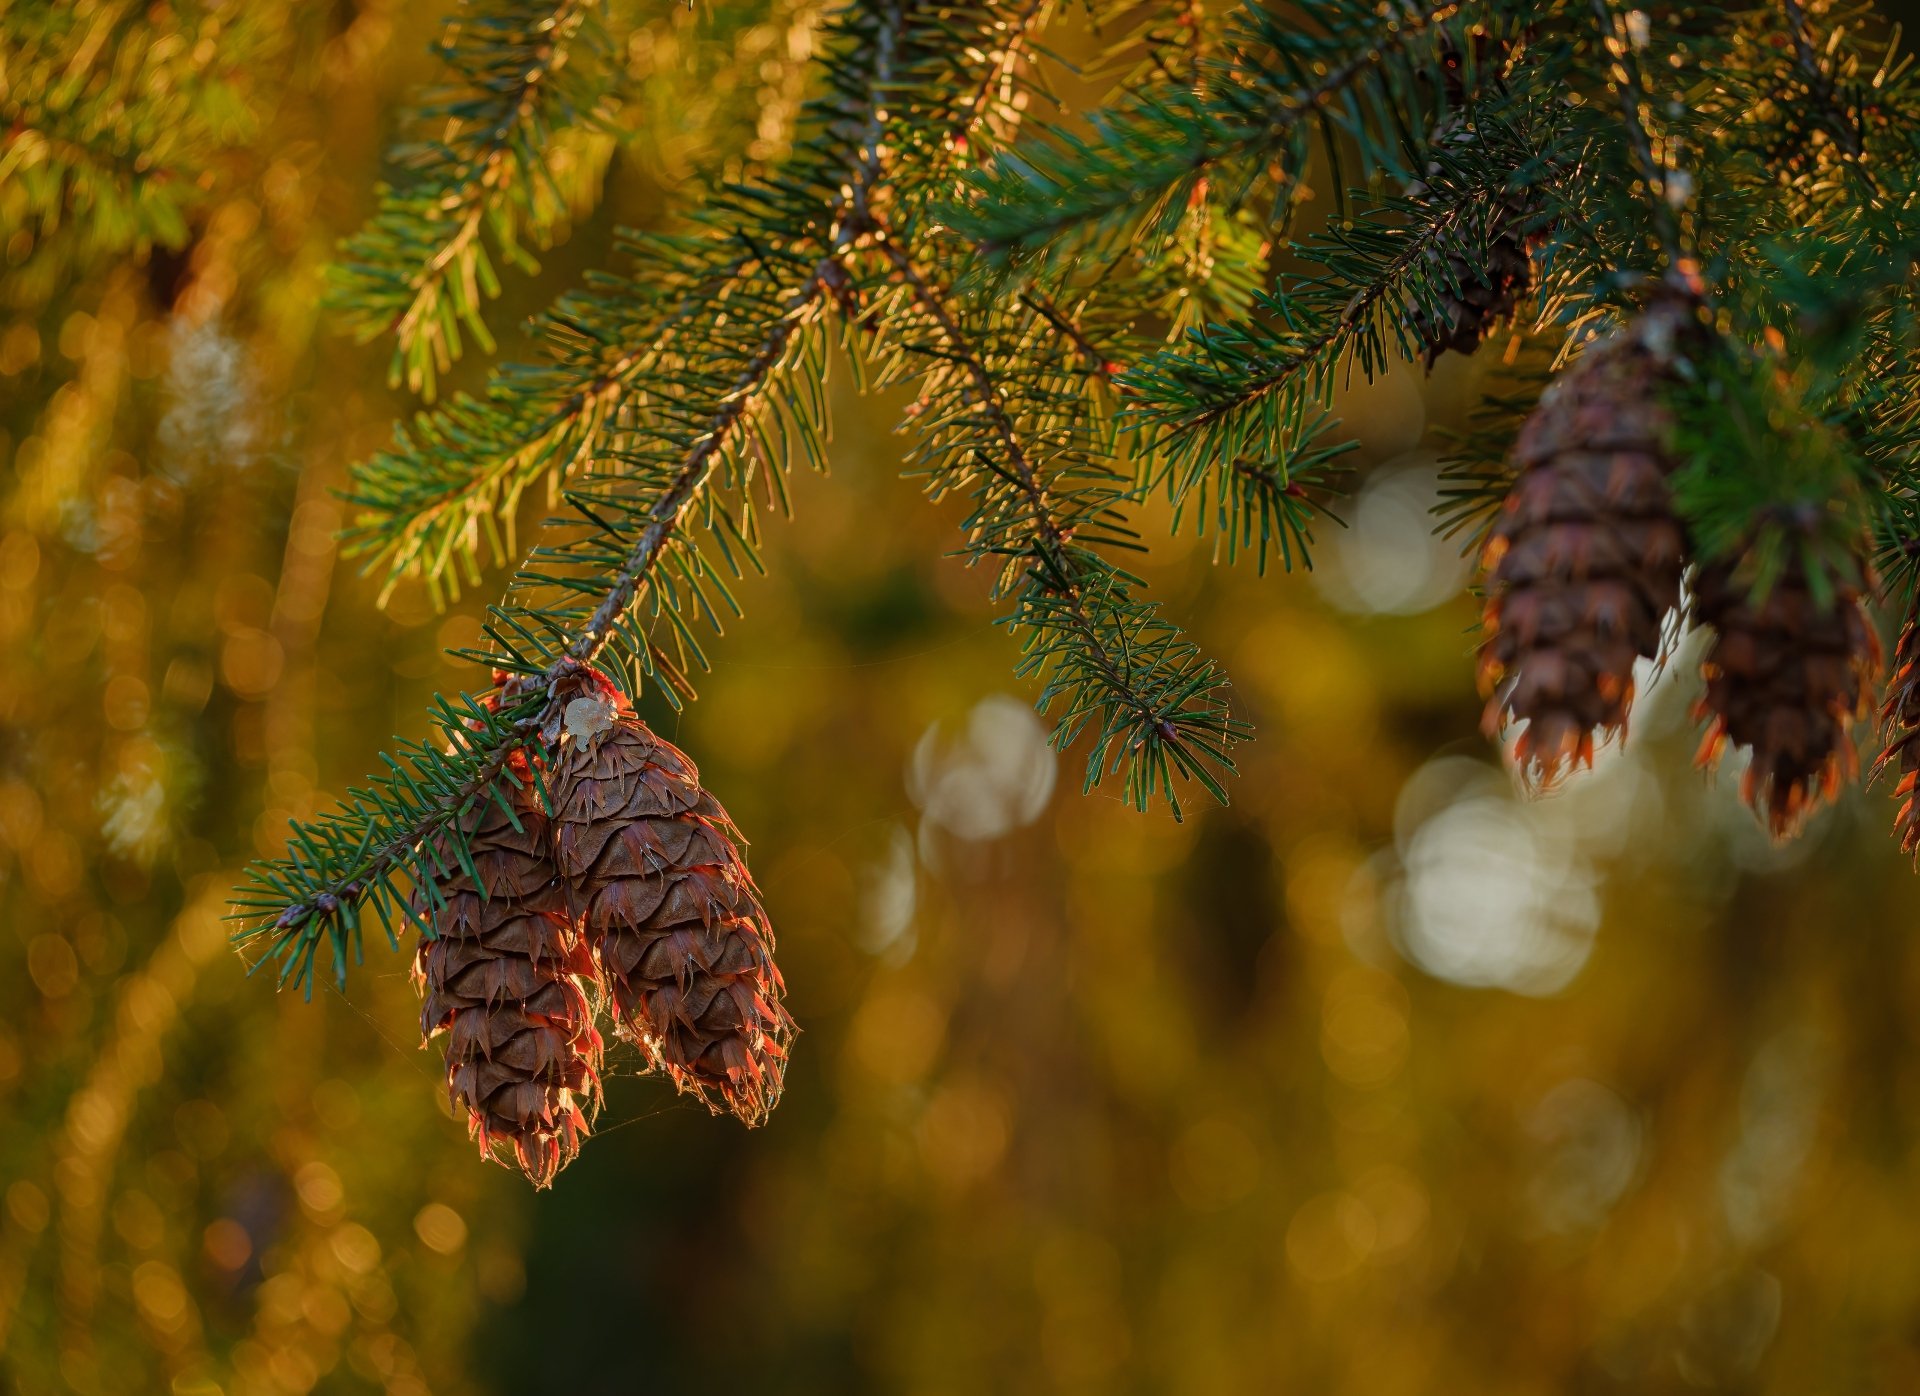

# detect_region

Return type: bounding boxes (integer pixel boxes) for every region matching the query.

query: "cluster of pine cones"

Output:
[412,664,794,1187]
[1472,292,1898,843]
[407,45,1920,1182]
[1404,32,1914,849]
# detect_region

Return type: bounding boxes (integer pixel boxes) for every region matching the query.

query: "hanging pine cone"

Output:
[1694,552,1881,839]
[413,756,603,1187]
[1476,301,1693,783]
[547,666,795,1127]
[1874,609,1920,858]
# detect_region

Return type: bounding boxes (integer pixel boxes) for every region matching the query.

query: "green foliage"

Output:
[1121,116,1554,564]
[943,0,1478,274]
[231,689,546,995]
[870,260,1246,811]
[330,0,621,398]
[0,0,280,298]
[27,0,1920,1386]
[1669,344,1877,604]
[250,0,1247,984]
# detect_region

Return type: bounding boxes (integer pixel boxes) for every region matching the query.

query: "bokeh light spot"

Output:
[1312,457,1471,616]
[1286,1191,1378,1284]
[294,1162,343,1219]
[1387,761,1601,996]
[910,693,1055,847]
[330,1221,382,1275]
[1169,1116,1261,1211]
[203,1218,252,1271]
[27,933,79,998]
[413,1203,468,1256]
[6,1180,50,1233]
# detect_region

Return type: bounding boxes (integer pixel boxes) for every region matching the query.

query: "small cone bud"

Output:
[549,667,796,1127]
[1407,200,1537,366]
[412,756,603,1187]
[1695,554,1881,840]
[1477,300,1693,784]
[1405,44,1541,368]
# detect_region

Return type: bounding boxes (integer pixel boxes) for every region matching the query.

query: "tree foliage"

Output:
[330,0,622,399]
[24,0,1920,1385]
[160,0,1920,988]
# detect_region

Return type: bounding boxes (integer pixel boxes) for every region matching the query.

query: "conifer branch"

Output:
[236,0,906,985]
[878,235,1245,812]
[1133,0,1213,90]
[946,0,1464,272]
[202,0,1920,990]
[345,245,764,601]
[1086,0,1271,331]
[1134,194,1488,445]
[563,271,839,665]
[943,0,1049,154]
[350,0,1058,601]
[1780,0,1866,158]
[239,244,849,993]
[332,0,616,399]
[1019,290,1116,382]
[0,5,274,265]
[1119,142,1534,569]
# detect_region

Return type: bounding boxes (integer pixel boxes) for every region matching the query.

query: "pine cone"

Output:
[548,667,795,1127]
[1477,303,1693,783]
[1695,554,1881,839]
[413,758,603,1187]
[1405,86,1540,367]
[1875,612,1920,857]
[1407,191,1537,367]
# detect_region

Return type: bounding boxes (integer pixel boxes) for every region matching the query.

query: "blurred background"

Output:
[7,3,1920,1393]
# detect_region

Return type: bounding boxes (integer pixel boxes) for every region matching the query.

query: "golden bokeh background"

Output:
[6,4,1920,1393]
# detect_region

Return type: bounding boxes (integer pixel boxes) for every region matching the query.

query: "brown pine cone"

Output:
[548,666,795,1127]
[1477,301,1693,784]
[1694,554,1881,840]
[413,757,603,1187]
[1875,611,1920,858]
